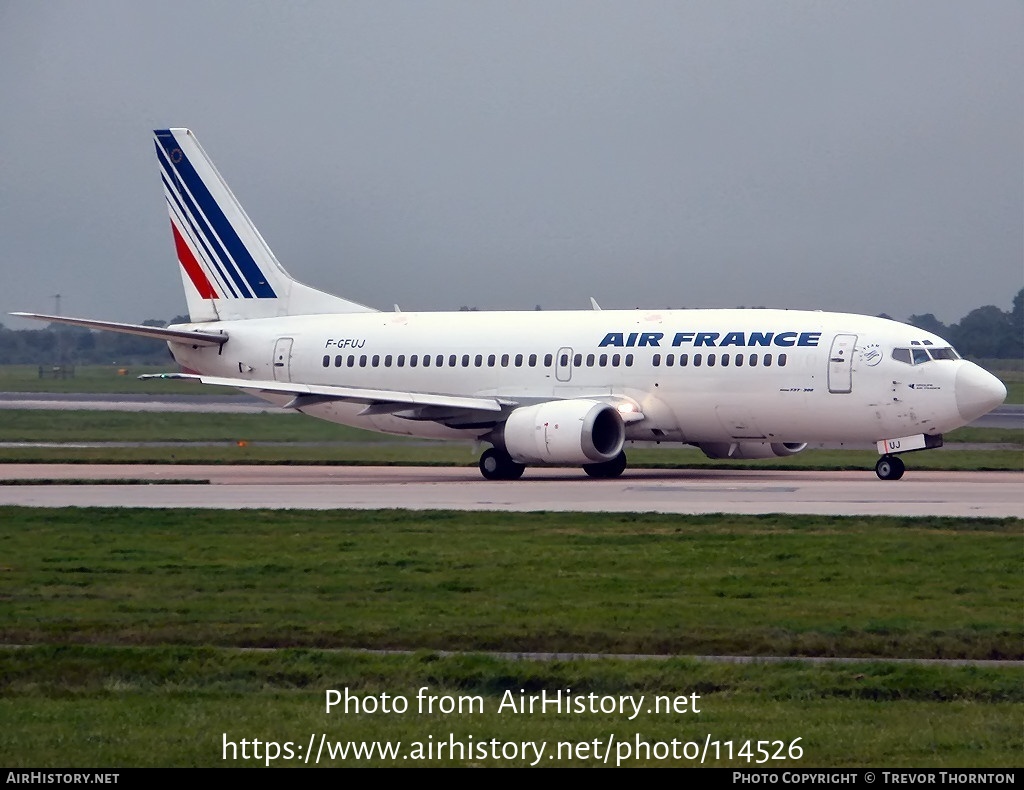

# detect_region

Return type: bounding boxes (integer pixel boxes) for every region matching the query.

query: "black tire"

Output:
[583,451,628,479]
[875,455,905,481]
[479,448,525,480]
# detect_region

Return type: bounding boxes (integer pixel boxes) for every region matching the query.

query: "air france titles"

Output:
[597,331,821,348]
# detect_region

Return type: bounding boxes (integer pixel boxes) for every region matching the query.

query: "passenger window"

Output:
[462,354,470,367]
[666,354,674,367]
[652,354,661,367]
[749,354,758,367]
[764,354,772,367]
[475,354,483,367]
[397,355,405,367]
[488,354,496,367]
[544,354,553,367]
[502,354,510,367]
[611,354,620,367]
[422,355,430,367]
[599,354,608,367]
[348,355,355,367]
[694,354,702,367]
[679,354,688,367]
[721,353,729,367]
[436,354,443,367]
[625,354,633,367]
[385,354,393,367]
[735,354,743,367]
[707,354,716,367]
[587,353,595,366]
[515,354,523,367]
[359,355,367,367]
[573,353,582,367]
[448,355,456,367]
[333,355,341,367]
[778,353,787,367]
[530,354,538,367]
[323,356,330,367]
[372,354,380,367]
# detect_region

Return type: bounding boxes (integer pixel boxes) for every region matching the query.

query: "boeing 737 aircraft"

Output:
[14,128,1007,480]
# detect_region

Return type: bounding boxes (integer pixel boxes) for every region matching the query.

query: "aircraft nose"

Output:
[955,363,1007,422]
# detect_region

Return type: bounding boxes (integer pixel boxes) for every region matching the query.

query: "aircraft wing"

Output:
[186,374,515,414]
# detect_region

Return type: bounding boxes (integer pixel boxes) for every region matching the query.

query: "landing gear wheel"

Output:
[583,451,628,479]
[875,454,905,481]
[479,448,526,480]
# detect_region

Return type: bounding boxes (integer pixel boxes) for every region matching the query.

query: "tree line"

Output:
[1,291,1020,367]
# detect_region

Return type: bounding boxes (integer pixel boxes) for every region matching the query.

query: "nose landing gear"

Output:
[875,454,905,481]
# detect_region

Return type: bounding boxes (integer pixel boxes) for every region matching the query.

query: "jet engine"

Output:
[499,399,625,465]
[697,441,808,460]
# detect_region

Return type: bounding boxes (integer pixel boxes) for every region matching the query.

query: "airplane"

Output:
[13,128,1007,481]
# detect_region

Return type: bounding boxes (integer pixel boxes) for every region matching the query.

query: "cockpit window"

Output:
[892,346,960,365]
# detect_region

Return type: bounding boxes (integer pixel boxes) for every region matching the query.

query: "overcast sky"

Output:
[1,1,1021,328]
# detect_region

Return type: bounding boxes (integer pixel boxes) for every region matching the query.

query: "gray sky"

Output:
[2,1,1021,328]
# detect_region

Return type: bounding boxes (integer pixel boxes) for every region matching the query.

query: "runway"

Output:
[0,465,1020,517]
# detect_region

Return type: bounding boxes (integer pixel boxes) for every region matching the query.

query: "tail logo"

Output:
[155,129,278,301]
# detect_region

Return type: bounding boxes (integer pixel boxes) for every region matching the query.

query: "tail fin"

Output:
[154,128,376,322]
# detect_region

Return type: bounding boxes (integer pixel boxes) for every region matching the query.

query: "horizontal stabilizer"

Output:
[10,312,228,346]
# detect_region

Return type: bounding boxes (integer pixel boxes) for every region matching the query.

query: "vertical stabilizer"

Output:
[154,128,376,322]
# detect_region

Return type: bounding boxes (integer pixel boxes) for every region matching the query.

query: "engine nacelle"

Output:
[697,441,808,460]
[500,399,625,465]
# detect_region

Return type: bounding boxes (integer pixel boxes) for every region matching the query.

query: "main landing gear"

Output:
[477,449,629,480]
[583,451,628,479]
[875,454,905,481]
[479,448,525,480]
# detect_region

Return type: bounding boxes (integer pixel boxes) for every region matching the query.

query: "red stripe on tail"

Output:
[171,222,219,299]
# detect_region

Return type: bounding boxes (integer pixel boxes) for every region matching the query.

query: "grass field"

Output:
[0,365,219,395]
[1,508,1020,767]
[2,646,1020,767]
[4,509,1018,657]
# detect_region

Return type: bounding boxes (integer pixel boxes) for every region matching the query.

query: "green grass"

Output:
[0,409,406,443]
[0,410,1019,470]
[2,508,1019,659]
[1,646,1020,767]
[0,364,223,395]
[2,508,1020,767]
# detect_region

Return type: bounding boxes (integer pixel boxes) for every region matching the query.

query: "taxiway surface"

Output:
[0,465,1020,517]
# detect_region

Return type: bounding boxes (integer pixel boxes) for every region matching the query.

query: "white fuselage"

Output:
[168,307,996,447]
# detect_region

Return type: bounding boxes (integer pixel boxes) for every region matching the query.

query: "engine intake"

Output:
[500,399,625,465]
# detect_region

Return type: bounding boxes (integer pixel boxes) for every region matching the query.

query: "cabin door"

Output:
[272,337,294,382]
[827,334,857,394]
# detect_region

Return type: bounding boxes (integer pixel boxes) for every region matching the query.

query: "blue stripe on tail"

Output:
[154,130,277,299]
